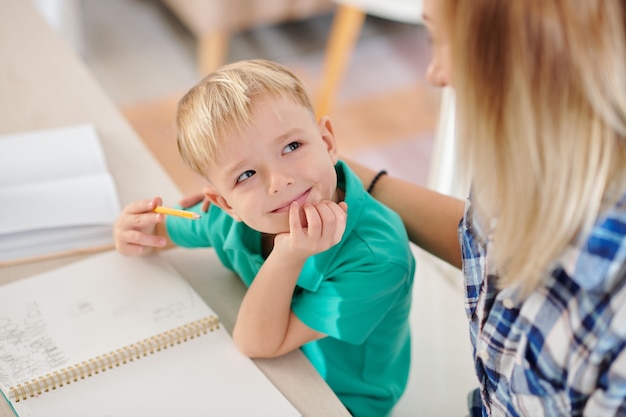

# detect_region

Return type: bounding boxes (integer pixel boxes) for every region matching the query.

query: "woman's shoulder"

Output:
[562,191,626,292]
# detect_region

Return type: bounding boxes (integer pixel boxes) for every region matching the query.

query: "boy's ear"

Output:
[318,115,339,164]
[202,186,242,222]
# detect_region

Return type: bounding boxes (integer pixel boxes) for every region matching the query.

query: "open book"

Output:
[0,251,300,417]
[0,124,121,266]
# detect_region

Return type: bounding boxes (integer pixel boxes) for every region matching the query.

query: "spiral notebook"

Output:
[0,251,300,417]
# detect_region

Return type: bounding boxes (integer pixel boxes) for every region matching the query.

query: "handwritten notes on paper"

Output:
[0,302,68,389]
[0,253,210,390]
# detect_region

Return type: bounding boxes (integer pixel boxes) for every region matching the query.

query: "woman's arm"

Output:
[345,158,464,268]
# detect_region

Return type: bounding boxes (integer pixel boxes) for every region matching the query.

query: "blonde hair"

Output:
[443,0,626,294]
[176,59,314,176]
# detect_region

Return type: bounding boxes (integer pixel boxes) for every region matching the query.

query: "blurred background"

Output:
[30,1,475,416]
[32,0,441,196]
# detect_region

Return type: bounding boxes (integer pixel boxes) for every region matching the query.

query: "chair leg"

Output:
[315,5,366,119]
[198,30,230,76]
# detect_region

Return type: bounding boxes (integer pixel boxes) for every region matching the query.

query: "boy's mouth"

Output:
[271,188,311,213]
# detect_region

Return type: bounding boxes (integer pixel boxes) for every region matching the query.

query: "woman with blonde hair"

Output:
[348,0,626,414]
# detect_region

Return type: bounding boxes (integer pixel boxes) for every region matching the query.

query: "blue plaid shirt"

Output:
[461,191,626,417]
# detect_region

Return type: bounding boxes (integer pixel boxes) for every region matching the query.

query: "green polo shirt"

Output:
[167,160,415,417]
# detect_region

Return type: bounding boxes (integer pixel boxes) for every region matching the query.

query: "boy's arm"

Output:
[232,252,326,358]
[232,200,347,358]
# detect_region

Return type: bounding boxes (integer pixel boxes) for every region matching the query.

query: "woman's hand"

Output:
[178,191,211,212]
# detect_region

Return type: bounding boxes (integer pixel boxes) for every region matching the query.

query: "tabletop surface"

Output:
[0,1,349,416]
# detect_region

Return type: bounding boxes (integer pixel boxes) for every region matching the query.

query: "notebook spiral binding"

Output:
[9,315,220,402]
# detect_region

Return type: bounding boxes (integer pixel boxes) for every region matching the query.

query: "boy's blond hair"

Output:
[443,0,626,295]
[176,59,315,176]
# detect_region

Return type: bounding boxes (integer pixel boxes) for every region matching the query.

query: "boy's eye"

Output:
[236,170,255,183]
[283,142,301,153]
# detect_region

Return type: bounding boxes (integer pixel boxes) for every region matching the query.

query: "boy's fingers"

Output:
[320,201,347,242]
[130,212,163,229]
[312,202,335,236]
[126,230,166,247]
[289,201,303,233]
[124,197,162,215]
[330,201,348,224]
[303,203,323,236]
[115,211,161,233]
[118,242,153,257]
[331,203,348,242]
[117,229,165,253]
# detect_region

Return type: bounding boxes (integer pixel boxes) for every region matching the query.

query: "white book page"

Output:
[0,125,109,188]
[0,125,121,263]
[0,251,299,416]
[0,174,119,234]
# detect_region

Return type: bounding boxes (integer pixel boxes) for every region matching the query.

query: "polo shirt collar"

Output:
[222,220,260,252]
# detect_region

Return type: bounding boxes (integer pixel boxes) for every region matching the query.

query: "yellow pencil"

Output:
[153,206,201,220]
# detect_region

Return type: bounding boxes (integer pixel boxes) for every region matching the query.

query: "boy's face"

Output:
[203,96,340,235]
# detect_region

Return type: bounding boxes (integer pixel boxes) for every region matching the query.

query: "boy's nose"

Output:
[268,171,295,194]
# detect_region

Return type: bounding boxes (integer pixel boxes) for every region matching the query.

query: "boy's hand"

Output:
[114,197,169,256]
[273,200,348,260]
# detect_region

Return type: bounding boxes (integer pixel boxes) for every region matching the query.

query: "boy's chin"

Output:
[255,211,308,234]
[256,223,291,235]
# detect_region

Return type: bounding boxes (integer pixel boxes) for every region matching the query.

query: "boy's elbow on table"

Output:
[232,332,283,359]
